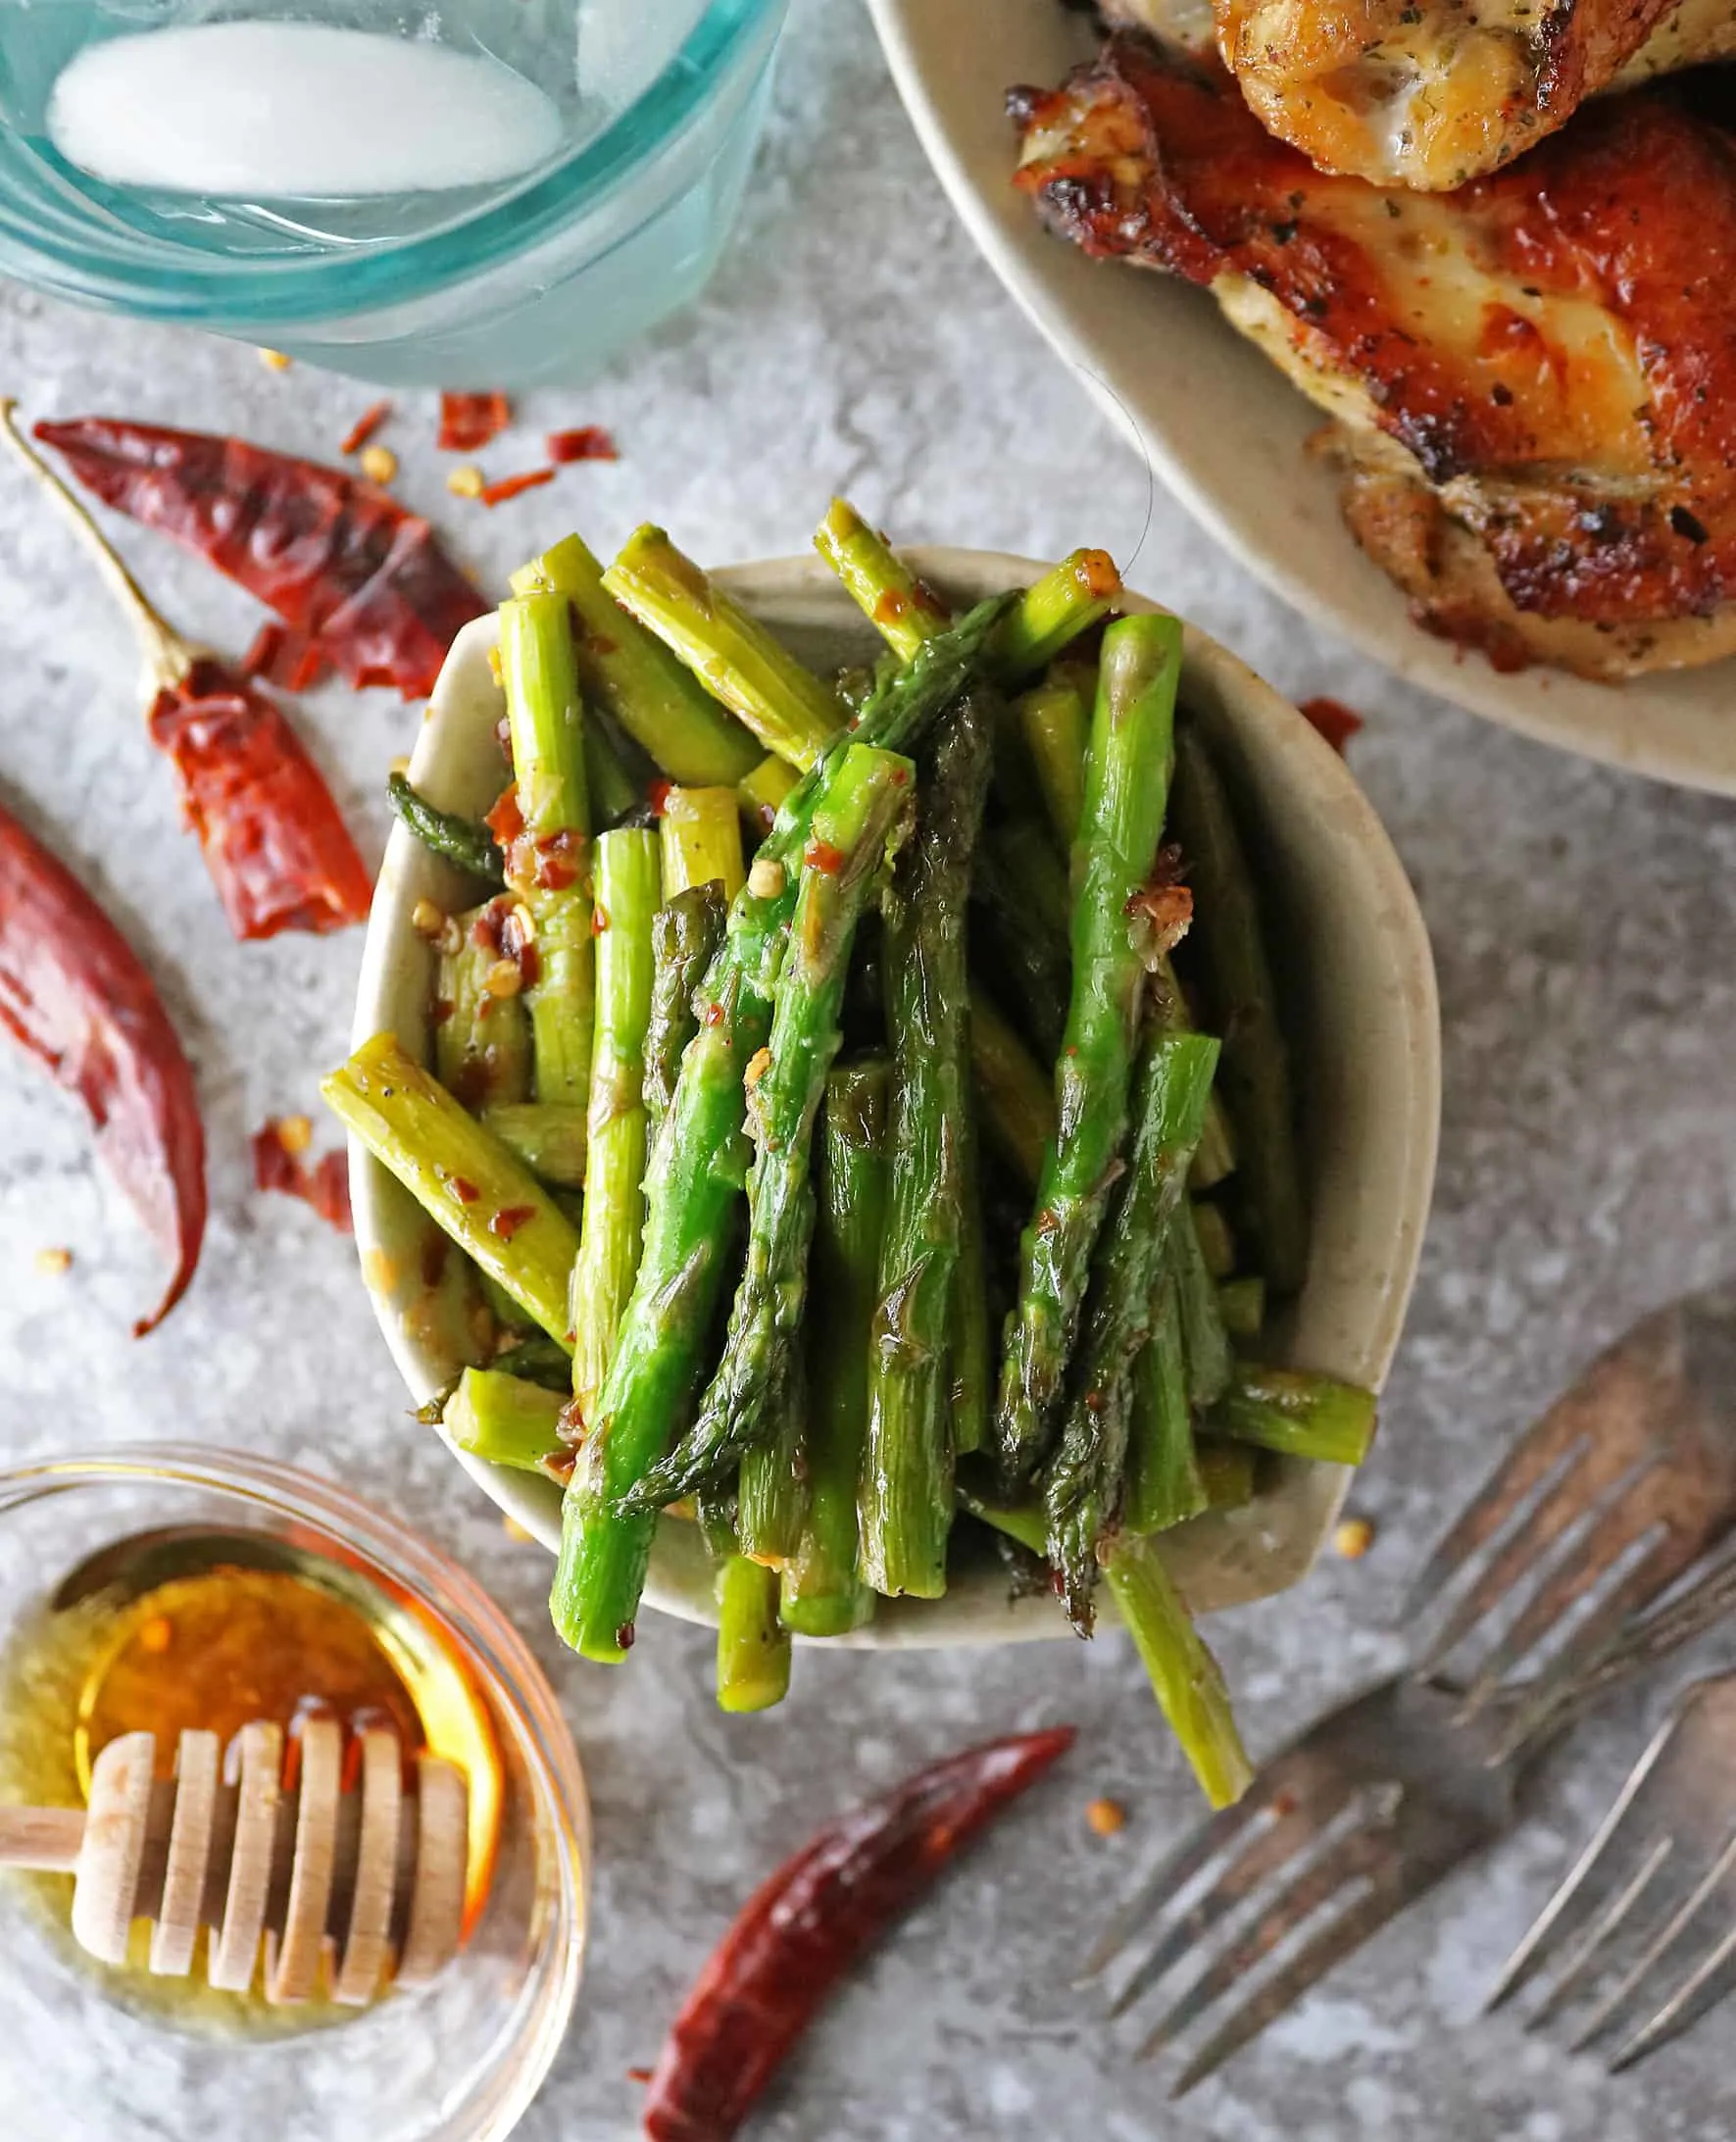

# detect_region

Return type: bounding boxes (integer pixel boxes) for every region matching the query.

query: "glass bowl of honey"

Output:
[0,1444,588,2142]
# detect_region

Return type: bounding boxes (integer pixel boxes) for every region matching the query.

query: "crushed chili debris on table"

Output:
[0,803,207,1335]
[34,416,487,699]
[339,401,392,457]
[546,425,620,465]
[1299,695,1365,754]
[479,467,556,510]
[438,392,513,452]
[641,1727,1075,2142]
[253,1118,353,1234]
[1085,1796,1127,1836]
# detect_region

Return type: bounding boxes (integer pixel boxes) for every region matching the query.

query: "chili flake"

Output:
[447,1174,480,1205]
[804,838,845,874]
[1299,696,1364,754]
[489,1204,537,1241]
[545,425,620,465]
[438,391,513,452]
[479,467,556,509]
[252,1118,352,1234]
[339,401,392,457]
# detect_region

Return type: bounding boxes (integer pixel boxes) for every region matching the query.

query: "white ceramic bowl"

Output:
[348,550,1439,1645]
[868,0,1736,796]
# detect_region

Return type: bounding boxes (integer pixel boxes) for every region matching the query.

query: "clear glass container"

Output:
[0,1,789,384]
[0,1444,588,2142]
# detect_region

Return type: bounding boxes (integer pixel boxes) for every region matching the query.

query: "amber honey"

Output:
[0,1526,503,2011]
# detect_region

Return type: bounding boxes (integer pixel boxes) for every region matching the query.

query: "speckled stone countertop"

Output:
[2,4,1734,2137]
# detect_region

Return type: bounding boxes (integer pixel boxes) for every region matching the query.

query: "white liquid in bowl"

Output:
[48,23,566,199]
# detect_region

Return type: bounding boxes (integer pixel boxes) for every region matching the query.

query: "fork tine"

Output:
[1133,1811,1396,2064]
[1400,1410,1590,1624]
[1106,1787,1358,2019]
[1607,1915,1736,2072]
[1165,1876,1411,2097]
[1078,1771,1285,1983]
[1456,1501,1673,1719]
[1413,1447,1620,1674]
[1524,1838,1673,2025]
[1566,1826,1736,2053]
[1490,1544,1736,1762]
[1485,1704,1687,2011]
[1405,1305,1683,1627]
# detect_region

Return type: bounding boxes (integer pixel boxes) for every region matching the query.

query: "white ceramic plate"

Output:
[348,550,1440,1645]
[868,0,1736,795]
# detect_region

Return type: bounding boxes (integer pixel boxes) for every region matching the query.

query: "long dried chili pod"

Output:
[0,403,372,941]
[641,1726,1075,2142]
[33,415,486,699]
[0,803,206,1334]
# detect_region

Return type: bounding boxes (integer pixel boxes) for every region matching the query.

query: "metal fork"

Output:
[1084,1284,1736,2092]
[1486,1667,1736,2072]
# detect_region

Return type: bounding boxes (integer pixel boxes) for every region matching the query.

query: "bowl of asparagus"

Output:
[329,505,1437,1795]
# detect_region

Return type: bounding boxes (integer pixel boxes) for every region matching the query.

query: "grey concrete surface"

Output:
[0,2,1733,2135]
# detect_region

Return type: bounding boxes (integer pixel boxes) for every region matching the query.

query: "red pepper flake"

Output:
[35,418,486,701]
[647,778,672,817]
[489,1204,537,1241]
[615,1621,636,1652]
[1299,695,1365,754]
[430,998,456,1026]
[438,391,513,452]
[702,1000,726,1027]
[539,1447,577,1486]
[592,903,611,935]
[873,588,912,626]
[339,400,393,457]
[448,1174,480,1205]
[485,787,525,849]
[625,2067,654,2087]
[479,467,556,510]
[252,1119,353,1234]
[804,838,845,874]
[545,425,620,465]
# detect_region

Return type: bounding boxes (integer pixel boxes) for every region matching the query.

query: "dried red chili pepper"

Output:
[252,1119,352,1233]
[439,391,513,452]
[641,1726,1075,2142]
[3,404,373,941]
[545,425,620,465]
[1298,694,1365,754]
[33,415,485,699]
[479,467,556,510]
[0,803,207,1335]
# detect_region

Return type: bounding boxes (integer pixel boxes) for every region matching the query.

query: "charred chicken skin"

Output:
[1013,34,1736,678]
[1102,0,1736,190]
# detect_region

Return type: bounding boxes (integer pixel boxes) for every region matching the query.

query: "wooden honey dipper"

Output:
[0,1716,470,2006]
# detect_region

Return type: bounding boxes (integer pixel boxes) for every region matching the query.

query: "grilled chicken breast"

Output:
[1103,0,1736,189]
[1013,35,1736,678]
